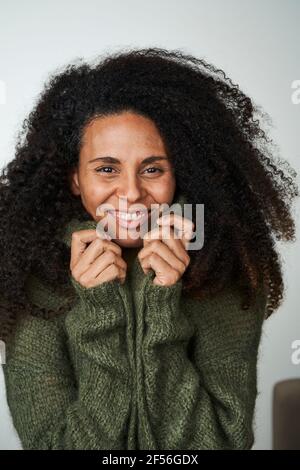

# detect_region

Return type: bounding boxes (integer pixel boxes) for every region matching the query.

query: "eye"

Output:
[95,166,163,175]
[144,167,163,174]
[95,166,116,173]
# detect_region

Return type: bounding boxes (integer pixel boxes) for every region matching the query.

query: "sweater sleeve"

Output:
[140,276,268,450]
[2,276,132,450]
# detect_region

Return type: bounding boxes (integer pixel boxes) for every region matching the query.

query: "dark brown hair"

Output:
[0,47,298,345]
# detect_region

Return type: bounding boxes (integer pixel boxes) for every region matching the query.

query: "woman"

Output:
[0,47,298,450]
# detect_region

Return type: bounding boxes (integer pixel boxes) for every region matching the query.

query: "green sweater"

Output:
[2,195,268,450]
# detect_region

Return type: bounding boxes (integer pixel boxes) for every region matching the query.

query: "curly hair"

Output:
[0,46,298,345]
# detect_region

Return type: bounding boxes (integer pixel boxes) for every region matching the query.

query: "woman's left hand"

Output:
[138,213,194,286]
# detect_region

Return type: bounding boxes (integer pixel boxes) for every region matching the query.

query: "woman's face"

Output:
[69,111,176,247]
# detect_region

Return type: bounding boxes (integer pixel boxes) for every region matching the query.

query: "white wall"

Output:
[0,0,299,450]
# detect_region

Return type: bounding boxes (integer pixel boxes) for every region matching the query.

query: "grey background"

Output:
[0,0,299,450]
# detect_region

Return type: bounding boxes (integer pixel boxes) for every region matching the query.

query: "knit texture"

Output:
[1,193,268,450]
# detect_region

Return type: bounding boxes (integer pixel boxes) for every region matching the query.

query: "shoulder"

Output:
[184,281,268,361]
[185,280,268,325]
[5,273,73,365]
[24,271,75,312]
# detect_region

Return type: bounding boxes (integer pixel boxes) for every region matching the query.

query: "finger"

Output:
[140,252,181,286]
[70,229,119,271]
[142,224,173,244]
[79,263,126,287]
[81,248,127,280]
[72,238,122,277]
[81,263,126,288]
[70,229,100,271]
[95,218,112,240]
[97,263,127,285]
[157,213,195,241]
[74,236,121,270]
[143,224,191,251]
[139,240,188,275]
[157,214,194,249]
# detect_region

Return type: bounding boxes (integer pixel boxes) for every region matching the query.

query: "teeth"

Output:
[119,212,140,221]
[110,211,147,221]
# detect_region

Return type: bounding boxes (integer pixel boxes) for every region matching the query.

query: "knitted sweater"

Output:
[2,195,268,450]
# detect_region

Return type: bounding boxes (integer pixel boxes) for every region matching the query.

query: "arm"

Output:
[141,276,268,450]
[2,276,132,450]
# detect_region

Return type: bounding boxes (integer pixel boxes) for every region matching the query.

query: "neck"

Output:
[122,245,141,270]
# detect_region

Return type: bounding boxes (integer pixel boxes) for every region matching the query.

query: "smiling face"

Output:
[69,110,176,247]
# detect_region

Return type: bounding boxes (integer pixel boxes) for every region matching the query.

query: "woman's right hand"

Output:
[70,229,127,288]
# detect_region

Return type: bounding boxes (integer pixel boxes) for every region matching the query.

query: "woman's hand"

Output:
[138,213,194,286]
[70,229,127,288]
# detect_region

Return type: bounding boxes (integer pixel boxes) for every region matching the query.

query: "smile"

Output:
[108,210,148,220]
[107,210,150,229]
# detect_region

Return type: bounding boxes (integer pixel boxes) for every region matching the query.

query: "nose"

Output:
[116,173,145,206]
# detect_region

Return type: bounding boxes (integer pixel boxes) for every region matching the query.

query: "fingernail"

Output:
[157,215,168,223]
[185,230,194,240]
[96,209,105,217]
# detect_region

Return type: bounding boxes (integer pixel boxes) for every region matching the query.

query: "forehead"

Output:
[81,112,165,149]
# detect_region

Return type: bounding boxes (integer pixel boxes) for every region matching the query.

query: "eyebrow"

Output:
[88,156,170,165]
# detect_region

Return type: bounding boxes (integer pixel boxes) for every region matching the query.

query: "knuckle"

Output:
[152,240,161,249]
[71,267,78,279]
[184,218,194,229]
[78,277,87,288]
[106,249,117,263]
[112,264,119,275]
[180,260,186,272]
[115,244,122,255]
[149,252,157,263]
[71,231,80,241]
[187,220,195,231]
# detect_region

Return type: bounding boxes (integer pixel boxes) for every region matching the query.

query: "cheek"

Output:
[81,184,106,207]
[155,175,176,198]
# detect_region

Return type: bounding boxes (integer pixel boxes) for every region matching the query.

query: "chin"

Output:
[112,236,143,248]
[106,222,147,247]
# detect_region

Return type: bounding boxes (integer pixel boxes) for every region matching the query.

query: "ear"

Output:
[69,167,81,196]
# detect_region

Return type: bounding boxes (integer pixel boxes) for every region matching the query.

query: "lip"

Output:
[109,209,149,215]
[107,210,151,229]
